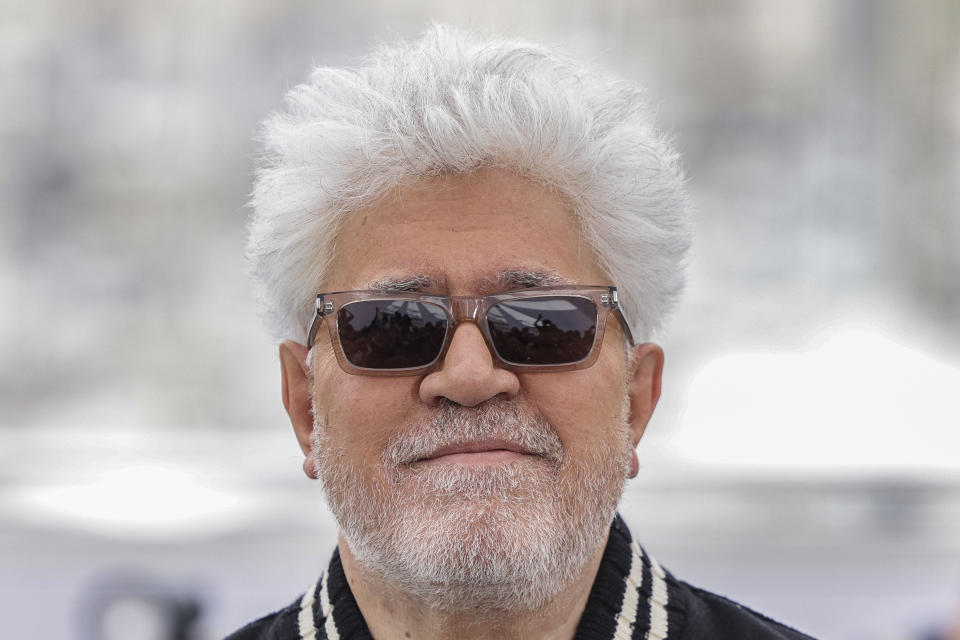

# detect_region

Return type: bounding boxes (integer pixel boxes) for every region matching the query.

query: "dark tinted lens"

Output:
[337,299,447,369]
[486,296,597,365]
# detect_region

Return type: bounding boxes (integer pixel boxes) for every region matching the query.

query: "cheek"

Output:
[315,371,422,459]
[522,365,628,455]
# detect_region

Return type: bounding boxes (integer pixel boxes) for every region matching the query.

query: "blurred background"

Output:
[1,1,959,638]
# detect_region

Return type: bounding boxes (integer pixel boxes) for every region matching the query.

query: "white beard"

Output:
[312,397,631,612]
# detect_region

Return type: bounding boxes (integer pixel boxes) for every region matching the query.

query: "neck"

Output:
[338,533,607,640]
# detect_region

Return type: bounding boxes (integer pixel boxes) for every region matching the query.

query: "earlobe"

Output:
[279,341,316,470]
[626,343,664,473]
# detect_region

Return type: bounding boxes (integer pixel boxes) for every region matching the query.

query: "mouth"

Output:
[414,439,538,466]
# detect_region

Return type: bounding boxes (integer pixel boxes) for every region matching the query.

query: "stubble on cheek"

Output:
[307,383,635,612]
[310,389,633,529]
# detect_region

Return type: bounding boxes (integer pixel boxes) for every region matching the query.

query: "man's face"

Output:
[281,168,662,610]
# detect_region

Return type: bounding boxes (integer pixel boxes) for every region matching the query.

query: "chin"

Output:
[333,462,621,613]
[312,409,632,612]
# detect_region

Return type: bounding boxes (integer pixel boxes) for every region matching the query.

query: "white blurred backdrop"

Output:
[1,1,958,639]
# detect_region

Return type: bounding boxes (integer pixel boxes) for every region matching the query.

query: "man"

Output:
[229,24,814,640]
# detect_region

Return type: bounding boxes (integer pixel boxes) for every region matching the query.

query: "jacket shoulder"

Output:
[670,577,817,640]
[222,598,302,640]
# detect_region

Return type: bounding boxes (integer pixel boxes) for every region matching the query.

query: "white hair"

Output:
[249,23,692,343]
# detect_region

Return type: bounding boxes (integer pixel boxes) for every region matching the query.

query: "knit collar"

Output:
[296,514,673,640]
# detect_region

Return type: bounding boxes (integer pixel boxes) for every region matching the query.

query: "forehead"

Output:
[324,169,608,292]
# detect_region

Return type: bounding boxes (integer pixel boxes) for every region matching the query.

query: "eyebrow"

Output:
[368,270,571,293]
[368,275,443,292]
[494,269,571,289]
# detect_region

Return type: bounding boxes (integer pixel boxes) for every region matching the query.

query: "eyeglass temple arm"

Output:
[609,288,636,347]
[306,295,329,349]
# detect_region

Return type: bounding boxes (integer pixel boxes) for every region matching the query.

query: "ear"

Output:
[279,340,317,479]
[626,343,664,478]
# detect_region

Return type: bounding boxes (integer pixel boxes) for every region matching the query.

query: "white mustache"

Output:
[384,399,564,467]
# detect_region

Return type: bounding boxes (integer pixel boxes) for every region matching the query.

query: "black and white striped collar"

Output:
[575,514,677,639]
[296,515,676,640]
[296,547,371,640]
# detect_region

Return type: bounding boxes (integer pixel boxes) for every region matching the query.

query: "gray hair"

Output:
[248,23,692,343]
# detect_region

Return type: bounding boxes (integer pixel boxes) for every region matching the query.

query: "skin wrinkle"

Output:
[368,270,569,295]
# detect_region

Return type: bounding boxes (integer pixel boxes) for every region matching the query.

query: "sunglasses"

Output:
[306,285,634,376]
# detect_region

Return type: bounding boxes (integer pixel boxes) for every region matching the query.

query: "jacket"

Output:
[225,514,816,639]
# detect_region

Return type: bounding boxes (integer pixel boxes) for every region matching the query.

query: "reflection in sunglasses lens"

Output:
[487,296,597,365]
[338,300,447,368]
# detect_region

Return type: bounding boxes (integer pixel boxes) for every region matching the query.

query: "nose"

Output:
[418,322,520,407]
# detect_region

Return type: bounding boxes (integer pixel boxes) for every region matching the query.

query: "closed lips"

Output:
[417,440,535,463]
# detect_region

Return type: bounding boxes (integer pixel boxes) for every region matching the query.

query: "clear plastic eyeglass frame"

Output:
[306,285,635,376]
